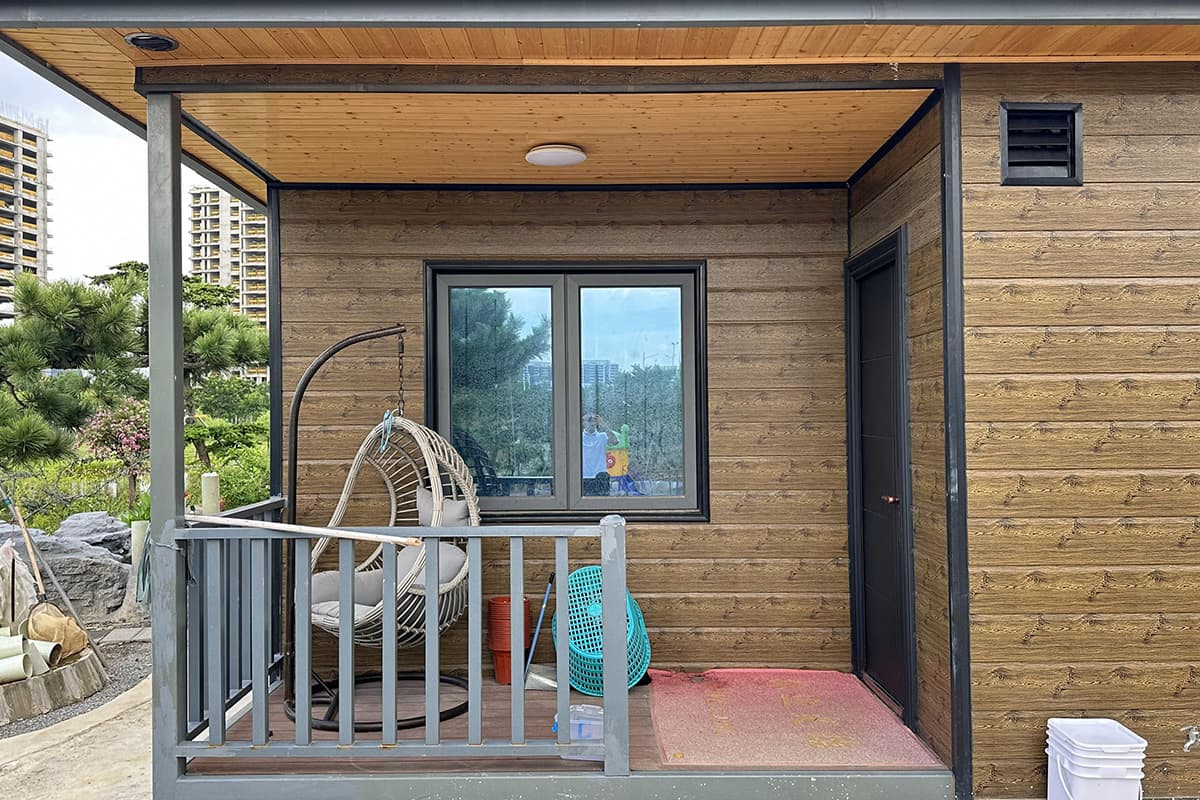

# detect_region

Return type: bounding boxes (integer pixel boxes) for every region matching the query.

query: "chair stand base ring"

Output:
[283,670,470,733]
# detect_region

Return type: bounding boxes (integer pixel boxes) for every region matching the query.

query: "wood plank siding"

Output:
[278,188,852,677]
[961,63,1200,800]
[849,103,952,764]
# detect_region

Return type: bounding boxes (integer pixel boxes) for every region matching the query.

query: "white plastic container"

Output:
[552,703,604,761]
[553,703,603,740]
[1046,718,1146,800]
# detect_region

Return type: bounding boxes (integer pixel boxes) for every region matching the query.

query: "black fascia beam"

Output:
[2,1,1200,27]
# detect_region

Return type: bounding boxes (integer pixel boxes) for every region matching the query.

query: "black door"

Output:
[846,228,916,724]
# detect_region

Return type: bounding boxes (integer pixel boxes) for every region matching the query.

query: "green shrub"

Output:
[215,444,270,511]
[2,457,128,532]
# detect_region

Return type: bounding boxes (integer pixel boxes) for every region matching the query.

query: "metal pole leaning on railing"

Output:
[184,514,423,548]
[600,514,630,776]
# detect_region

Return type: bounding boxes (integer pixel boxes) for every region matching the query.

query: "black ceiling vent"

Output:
[1000,102,1083,186]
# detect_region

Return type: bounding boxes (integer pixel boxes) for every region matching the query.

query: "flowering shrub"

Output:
[81,398,150,509]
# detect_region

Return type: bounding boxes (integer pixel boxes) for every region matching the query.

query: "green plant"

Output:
[215,444,270,510]
[121,490,152,526]
[0,275,143,465]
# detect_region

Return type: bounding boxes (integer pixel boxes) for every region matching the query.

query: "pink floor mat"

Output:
[647,668,944,769]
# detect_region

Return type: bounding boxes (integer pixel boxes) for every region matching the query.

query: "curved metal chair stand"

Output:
[282,325,480,732]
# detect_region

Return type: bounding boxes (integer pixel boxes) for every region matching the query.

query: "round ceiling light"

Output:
[525,144,587,167]
[124,32,180,52]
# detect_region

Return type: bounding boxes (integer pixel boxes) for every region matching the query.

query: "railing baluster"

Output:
[240,539,252,685]
[423,538,440,743]
[510,537,524,744]
[466,536,482,745]
[554,536,570,745]
[250,538,270,745]
[381,541,398,745]
[337,538,355,743]
[226,541,240,693]
[600,517,630,776]
[186,545,203,731]
[204,539,226,745]
[294,537,312,746]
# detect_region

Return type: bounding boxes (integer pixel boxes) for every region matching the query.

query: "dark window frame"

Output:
[425,260,710,524]
[999,101,1083,186]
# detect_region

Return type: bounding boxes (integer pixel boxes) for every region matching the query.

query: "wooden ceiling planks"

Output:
[4,22,1198,196]
[11,25,1197,67]
[177,89,931,184]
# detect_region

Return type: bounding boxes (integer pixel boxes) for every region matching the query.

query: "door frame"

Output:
[844,225,918,729]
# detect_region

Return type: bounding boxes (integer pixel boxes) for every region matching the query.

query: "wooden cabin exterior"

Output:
[2,5,1198,799]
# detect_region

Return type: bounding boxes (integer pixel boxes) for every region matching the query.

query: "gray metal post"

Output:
[147,91,186,800]
[599,515,630,776]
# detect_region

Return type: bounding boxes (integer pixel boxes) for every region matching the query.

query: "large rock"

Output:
[54,512,133,562]
[21,526,130,621]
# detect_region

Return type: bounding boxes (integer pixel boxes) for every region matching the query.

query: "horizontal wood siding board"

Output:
[964,374,1200,422]
[966,421,1200,468]
[707,321,844,354]
[963,279,1200,327]
[968,516,1200,568]
[961,63,1200,799]
[972,661,1200,711]
[964,326,1200,373]
[280,188,855,678]
[281,223,846,258]
[970,565,1200,613]
[963,230,1200,279]
[967,468,1200,517]
[962,184,1200,232]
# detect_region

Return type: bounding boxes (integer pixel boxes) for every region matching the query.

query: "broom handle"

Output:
[0,485,46,598]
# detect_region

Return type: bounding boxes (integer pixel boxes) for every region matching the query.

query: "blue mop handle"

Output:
[524,572,555,678]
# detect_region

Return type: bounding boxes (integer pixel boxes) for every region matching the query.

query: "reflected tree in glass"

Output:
[449,287,553,496]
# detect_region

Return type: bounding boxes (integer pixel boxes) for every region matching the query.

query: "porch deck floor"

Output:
[189,671,945,776]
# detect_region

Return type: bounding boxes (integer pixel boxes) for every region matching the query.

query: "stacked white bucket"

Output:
[1047,718,1148,800]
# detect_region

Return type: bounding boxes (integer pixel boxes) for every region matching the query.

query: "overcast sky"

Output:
[1,52,206,283]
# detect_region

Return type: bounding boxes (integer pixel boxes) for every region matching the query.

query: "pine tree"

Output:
[0,275,142,464]
[0,262,270,468]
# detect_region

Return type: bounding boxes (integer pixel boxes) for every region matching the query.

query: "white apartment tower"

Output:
[0,113,50,321]
[188,186,268,379]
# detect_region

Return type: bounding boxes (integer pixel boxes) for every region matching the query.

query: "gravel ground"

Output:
[0,626,152,740]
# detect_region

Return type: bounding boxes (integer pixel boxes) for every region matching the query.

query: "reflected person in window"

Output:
[582,413,617,496]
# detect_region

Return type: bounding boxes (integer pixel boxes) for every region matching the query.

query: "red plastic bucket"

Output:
[487,596,531,684]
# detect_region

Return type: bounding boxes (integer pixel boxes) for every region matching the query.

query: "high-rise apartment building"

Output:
[0,113,50,321]
[188,186,268,380]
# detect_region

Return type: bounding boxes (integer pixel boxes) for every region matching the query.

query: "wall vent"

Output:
[1000,102,1083,186]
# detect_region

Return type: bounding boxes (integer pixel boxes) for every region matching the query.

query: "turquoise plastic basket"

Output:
[551,566,651,696]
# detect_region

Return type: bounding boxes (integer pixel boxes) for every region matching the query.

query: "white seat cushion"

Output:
[416,486,471,527]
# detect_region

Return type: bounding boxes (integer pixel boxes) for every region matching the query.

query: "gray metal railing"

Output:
[185,496,286,737]
[173,516,630,775]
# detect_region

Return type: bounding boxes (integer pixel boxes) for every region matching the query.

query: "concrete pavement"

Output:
[0,676,151,799]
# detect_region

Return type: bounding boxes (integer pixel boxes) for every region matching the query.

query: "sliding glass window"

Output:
[432,264,705,519]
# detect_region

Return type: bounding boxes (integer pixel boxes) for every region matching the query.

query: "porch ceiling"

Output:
[5,21,1198,199]
[176,89,932,184]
